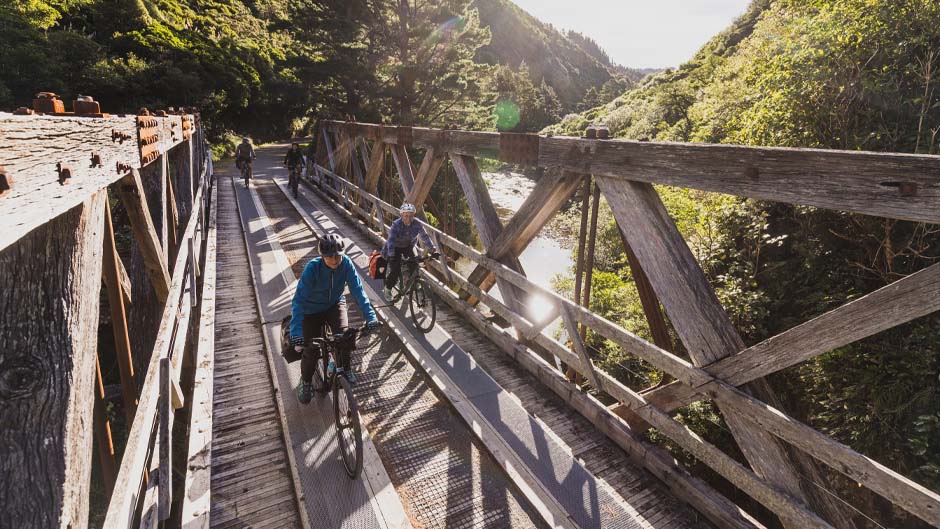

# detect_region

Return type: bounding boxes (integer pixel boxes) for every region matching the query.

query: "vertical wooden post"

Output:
[579,182,601,341]
[0,190,108,528]
[102,202,139,424]
[165,155,180,265]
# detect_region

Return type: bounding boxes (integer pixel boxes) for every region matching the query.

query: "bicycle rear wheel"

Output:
[409,280,437,333]
[333,375,363,478]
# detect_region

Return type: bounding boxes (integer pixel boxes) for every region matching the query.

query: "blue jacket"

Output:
[383,218,435,257]
[290,255,377,339]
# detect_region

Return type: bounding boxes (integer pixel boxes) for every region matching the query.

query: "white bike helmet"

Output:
[400,202,417,214]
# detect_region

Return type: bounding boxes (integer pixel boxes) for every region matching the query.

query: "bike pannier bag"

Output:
[369,250,387,279]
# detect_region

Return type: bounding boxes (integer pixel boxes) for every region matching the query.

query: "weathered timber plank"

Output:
[645,261,940,413]
[595,177,858,529]
[406,148,446,210]
[0,115,135,251]
[560,303,600,388]
[321,121,501,158]
[465,170,584,291]
[449,154,528,314]
[540,136,940,224]
[0,190,107,529]
[117,169,172,303]
[363,142,386,194]
[390,144,416,196]
[103,183,204,529]
[182,182,217,529]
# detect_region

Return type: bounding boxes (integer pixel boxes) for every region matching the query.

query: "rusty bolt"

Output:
[155,110,168,117]
[138,107,151,116]
[596,126,610,140]
[0,166,10,197]
[116,162,133,174]
[57,163,72,185]
[584,127,597,139]
[13,107,33,116]
[112,129,132,143]
[90,153,103,168]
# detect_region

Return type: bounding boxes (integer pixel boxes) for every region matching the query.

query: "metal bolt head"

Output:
[91,153,103,168]
[596,126,610,140]
[584,127,597,139]
[13,107,33,115]
[57,163,72,185]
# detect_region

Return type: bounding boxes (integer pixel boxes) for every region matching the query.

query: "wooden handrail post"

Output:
[118,169,172,303]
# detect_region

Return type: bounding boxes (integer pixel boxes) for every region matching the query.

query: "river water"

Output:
[454,171,574,328]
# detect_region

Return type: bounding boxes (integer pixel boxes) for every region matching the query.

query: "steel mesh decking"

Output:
[255,177,546,529]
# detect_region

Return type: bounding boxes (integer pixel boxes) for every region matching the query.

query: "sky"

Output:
[509,0,752,69]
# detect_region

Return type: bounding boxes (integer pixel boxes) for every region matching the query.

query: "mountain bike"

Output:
[288,165,302,198]
[389,253,438,333]
[239,159,252,187]
[305,324,380,478]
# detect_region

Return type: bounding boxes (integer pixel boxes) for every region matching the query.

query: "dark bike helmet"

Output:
[319,233,346,256]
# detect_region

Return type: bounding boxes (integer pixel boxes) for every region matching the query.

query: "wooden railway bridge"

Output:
[1,100,939,529]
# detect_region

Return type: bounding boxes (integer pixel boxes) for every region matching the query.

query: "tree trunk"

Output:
[0,191,108,528]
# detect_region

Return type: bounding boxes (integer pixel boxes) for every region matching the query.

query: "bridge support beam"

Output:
[450,154,529,316]
[596,177,859,529]
[0,190,108,529]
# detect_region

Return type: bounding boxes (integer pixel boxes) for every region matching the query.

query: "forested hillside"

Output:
[0,0,632,145]
[546,2,940,526]
[472,0,636,111]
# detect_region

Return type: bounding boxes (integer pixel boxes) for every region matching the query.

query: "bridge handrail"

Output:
[312,161,940,529]
[103,157,213,528]
[319,120,940,224]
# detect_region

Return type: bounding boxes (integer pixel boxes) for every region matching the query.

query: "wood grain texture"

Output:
[181,183,218,529]
[102,203,139,425]
[0,113,189,252]
[450,153,528,314]
[363,142,386,194]
[465,170,584,292]
[0,190,107,529]
[117,169,171,303]
[406,148,446,211]
[540,136,940,223]
[389,143,415,195]
[644,261,940,414]
[595,177,858,529]
[103,184,205,529]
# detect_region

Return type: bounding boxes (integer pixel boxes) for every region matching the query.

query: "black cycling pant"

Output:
[300,300,348,382]
[384,246,415,289]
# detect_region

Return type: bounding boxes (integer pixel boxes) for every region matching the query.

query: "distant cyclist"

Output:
[382,202,439,301]
[290,233,381,403]
[284,142,306,196]
[235,137,256,181]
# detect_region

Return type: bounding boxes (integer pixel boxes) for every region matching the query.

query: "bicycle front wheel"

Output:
[333,375,363,478]
[409,280,437,333]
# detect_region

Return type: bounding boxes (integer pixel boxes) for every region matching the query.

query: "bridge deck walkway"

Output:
[208,168,304,528]
[272,142,708,529]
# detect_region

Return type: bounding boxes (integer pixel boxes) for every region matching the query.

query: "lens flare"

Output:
[493,100,520,130]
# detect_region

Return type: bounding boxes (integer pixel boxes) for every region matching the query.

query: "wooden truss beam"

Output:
[321,120,940,223]
[450,154,528,315]
[465,170,584,295]
[595,177,859,529]
[117,169,172,303]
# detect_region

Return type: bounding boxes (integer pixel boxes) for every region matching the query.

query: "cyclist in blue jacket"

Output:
[290,233,381,403]
[382,202,439,301]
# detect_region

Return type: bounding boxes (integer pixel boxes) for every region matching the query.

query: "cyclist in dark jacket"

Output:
[283,142,305,169]
[382,202,438,301]
[290,233,380,403]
